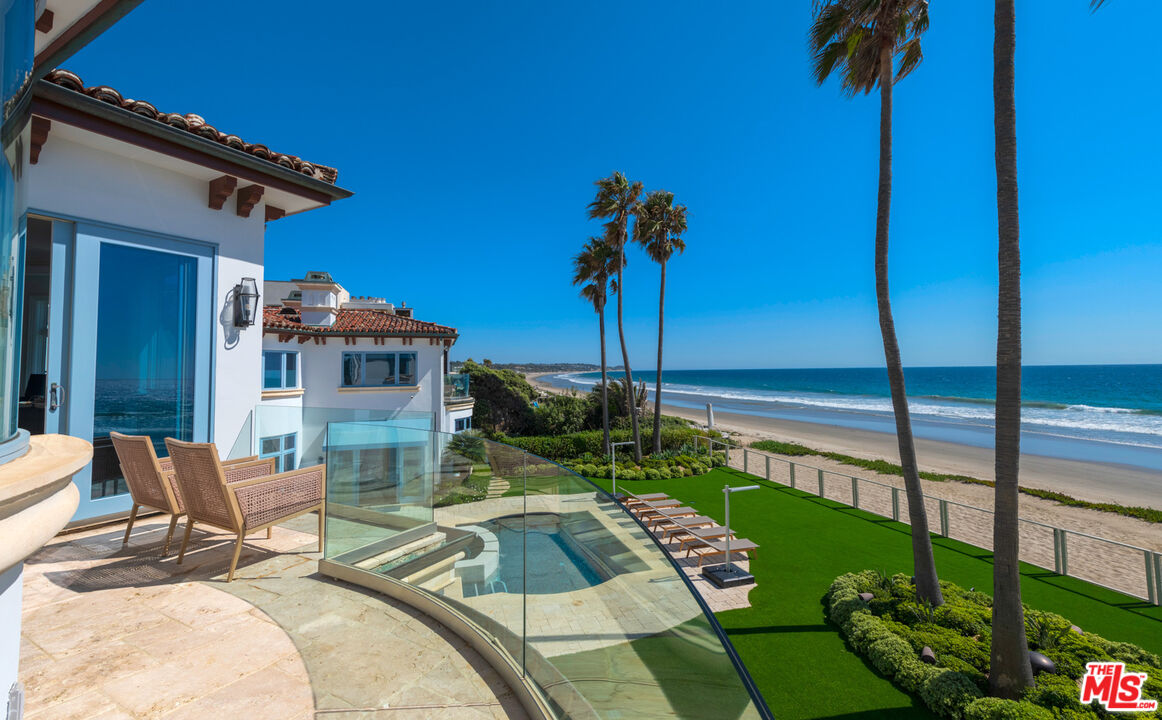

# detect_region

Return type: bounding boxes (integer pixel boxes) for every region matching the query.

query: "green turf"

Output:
[590,467,1162,720]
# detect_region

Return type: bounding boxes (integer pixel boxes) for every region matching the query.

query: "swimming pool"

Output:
[469,512,639,595]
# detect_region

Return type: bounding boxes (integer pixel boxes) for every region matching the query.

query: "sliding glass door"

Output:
[66,224,213,522]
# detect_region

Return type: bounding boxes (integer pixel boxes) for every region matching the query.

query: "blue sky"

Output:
[71,1,1162,369]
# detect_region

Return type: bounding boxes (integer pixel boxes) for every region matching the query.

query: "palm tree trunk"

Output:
[615,242,643,462]
[874,37,944,607]
[990,0,1033,698]
[652,258,667,454]
[599,302,611,457]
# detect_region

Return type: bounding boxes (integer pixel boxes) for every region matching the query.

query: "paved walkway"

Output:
[20,515,528,720]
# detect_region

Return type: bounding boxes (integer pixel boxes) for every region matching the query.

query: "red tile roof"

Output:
[45,69,340,185]
[263,306,458,338]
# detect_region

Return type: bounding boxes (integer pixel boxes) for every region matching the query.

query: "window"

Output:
[260,432,297,472]
[341,352,418,387]
[454,417,472,432]
[263,351,298,389]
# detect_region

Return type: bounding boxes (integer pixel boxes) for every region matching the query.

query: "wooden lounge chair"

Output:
[685,537,759,567]
[656,515,715,540]
[631,498,681,515]
[109,431,260,556]
[677,526,737,552]
[165,438,326,582]
[623,493,670,508]
[641,507,698,529]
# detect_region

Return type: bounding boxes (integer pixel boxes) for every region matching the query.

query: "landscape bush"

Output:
[496,426,706,461]
[825,571,1162,720]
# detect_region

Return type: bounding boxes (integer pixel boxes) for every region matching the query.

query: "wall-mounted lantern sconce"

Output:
[233,277,259,327]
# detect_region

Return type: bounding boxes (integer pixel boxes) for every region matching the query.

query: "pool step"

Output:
[353,531,448,570]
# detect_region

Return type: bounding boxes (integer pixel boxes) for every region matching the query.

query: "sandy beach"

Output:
[525,372,1162,557]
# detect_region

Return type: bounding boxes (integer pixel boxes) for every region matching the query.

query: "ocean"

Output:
[542,365,1162,472]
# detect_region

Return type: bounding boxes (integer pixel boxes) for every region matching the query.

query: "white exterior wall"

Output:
[28,133,266,457]
[262,335,445,420]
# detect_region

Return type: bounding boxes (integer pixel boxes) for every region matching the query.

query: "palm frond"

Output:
[808,0,930,95]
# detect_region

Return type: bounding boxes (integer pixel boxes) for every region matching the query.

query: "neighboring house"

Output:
[257,272,474,474]
[13,69,352,524]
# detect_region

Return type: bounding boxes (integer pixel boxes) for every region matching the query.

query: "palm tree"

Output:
[633,190,688,454]
[809,0,943,606]
[572,236,617,456]
[990,0,1034,698]
[588,172,645,462]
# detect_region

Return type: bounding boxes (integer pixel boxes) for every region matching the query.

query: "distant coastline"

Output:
[523,370,1162,553]
[524,367,1162,510]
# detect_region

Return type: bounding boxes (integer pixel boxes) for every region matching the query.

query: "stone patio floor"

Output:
[20,514,529,720]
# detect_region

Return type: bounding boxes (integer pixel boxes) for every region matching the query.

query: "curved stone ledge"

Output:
[0,434,90,574]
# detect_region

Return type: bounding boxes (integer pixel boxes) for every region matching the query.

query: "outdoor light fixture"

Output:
[233,277,259,327]
[702,483,760,589]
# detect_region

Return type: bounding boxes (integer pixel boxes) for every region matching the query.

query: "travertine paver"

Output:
[21,515,527,719]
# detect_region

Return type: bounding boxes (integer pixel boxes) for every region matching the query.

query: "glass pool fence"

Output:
[320,424,770,720]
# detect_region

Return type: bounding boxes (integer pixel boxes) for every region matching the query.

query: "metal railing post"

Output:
[765,456,770,483]
[1145,551,1157,605]
[743,448,749,474]
[817,469,824,498]
[851,477,859,509]
[891,487,900,522]
[1154,552,1162,606]
[938,500,948,537]
[1054,530,1064,575]
[789,463,796,489]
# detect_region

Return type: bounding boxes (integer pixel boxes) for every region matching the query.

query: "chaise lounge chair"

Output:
[684,537,759,567]
[655,515,715,541]
[109,431,262,556]
[677,526,737,552]
[165,438,326,582]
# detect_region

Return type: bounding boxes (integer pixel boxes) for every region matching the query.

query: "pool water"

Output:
[477,513,609,595]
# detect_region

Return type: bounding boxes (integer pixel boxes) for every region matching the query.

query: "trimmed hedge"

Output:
[825,571,1162,720]
[496,426,709,462]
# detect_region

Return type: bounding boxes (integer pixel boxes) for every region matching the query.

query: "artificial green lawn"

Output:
[591,467,1162,720]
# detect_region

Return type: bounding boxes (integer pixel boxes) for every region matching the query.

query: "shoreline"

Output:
[524,372,1162,552]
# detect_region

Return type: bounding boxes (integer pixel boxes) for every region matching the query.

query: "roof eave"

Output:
[33,80,354,202]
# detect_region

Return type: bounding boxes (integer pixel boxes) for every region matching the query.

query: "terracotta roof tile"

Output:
[45,69,340,185]
[263,306,457,337]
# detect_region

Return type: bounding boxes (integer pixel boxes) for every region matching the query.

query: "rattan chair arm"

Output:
[222,457,277,483]
[226,464,325,490]
[229,465,325,527]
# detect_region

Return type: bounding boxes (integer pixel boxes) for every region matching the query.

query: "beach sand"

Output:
[525,372,1162,559]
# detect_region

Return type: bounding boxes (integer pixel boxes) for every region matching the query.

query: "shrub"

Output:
[644,468,661,481]
[1020,674,1082,713]
[868,634,916,676]
[826,572,1161,720]
[897,657,943,694]
[921,669,983,719]
[502,427,705,461]
[963,698,1054,720]
[690,462,708,476]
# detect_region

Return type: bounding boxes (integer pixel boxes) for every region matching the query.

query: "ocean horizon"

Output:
[542,364,1162,472]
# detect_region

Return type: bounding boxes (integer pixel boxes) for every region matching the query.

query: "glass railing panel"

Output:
[444,372,470,399]
[320,426,765,719]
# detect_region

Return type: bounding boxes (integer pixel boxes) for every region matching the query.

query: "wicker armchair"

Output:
[164,438,325,582]
[109,431,261,556]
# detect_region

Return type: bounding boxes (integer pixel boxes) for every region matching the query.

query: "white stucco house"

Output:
[255,272,474,474]
[14,69,353,525]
